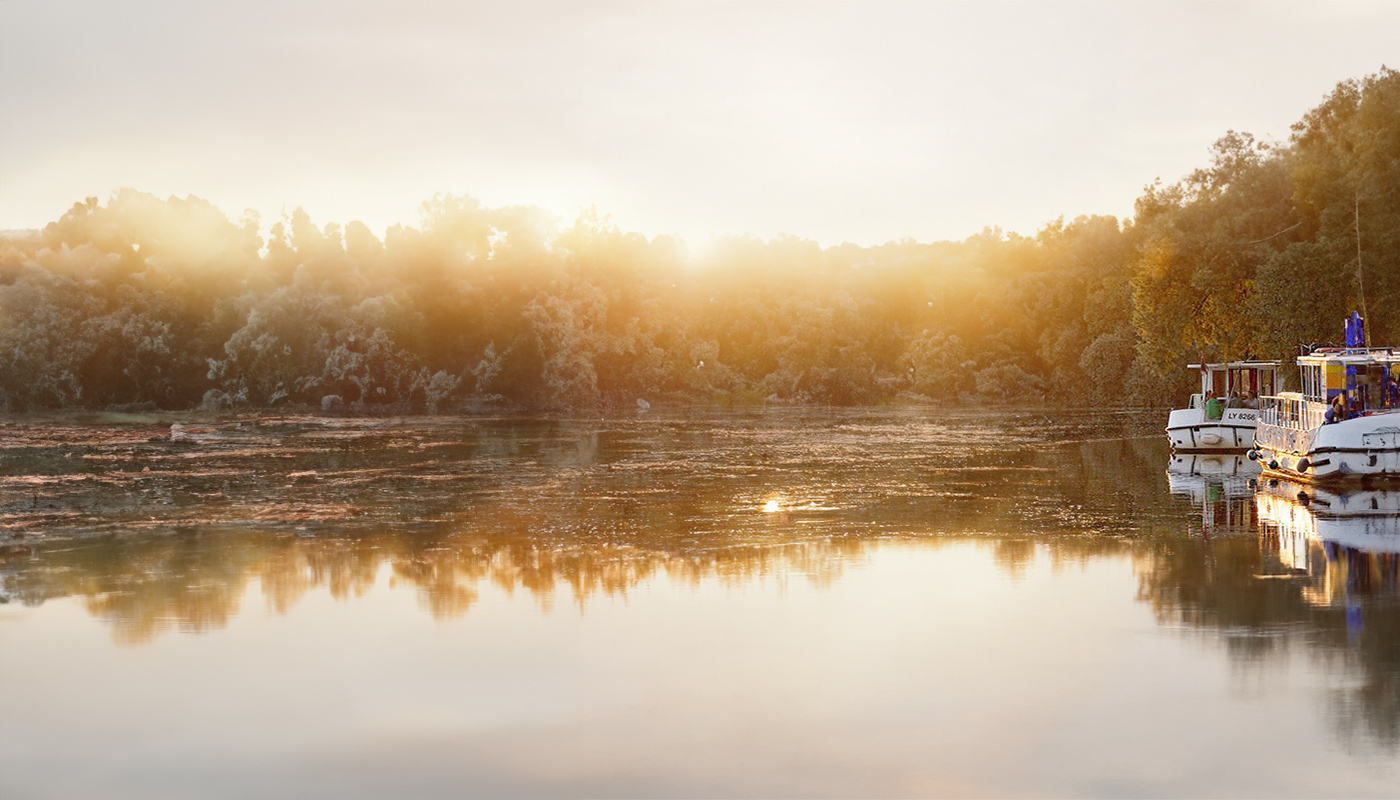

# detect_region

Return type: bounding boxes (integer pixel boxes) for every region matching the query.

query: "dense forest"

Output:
[1,68,1397,413]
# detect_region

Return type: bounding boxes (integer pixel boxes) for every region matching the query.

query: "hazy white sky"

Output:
[1,1,1397,246]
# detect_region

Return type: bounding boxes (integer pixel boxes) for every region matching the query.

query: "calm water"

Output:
[3,408,1400,798]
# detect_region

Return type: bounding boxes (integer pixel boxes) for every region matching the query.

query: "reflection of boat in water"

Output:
[1166,453,1260,535]
[1255,477,1400,605]
[1166,361,1279,451]
[1252,313,1400,482]
[1166,453,1260,501]
[1258,479,1400,547]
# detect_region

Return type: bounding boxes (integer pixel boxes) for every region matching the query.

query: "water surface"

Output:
[3,408,1399,797]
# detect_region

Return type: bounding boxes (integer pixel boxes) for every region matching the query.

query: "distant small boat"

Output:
[1251,313,1400,482]
[1166,361,1280,451]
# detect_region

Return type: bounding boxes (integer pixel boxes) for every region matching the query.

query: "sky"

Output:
[1,0,1398,247]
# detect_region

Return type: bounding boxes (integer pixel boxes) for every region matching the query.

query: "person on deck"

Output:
[1325,394,1348,424]
[1204,391,1223,421]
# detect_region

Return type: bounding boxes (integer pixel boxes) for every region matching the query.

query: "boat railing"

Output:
[1259,394,1325,431]
[1302,345,1400,357]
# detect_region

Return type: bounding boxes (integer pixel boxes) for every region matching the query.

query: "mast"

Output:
[1357,193,1372,347]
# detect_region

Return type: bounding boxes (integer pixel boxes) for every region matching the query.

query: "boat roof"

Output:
[1186,361,1280,370]
[1298,347,1400,366]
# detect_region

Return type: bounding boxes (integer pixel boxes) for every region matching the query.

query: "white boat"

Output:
[1166,361,1280,451]
[1251,313,1400,482]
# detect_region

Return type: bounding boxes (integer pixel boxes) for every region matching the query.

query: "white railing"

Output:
[1258,395,1325,432]
[1257,395,1325,454]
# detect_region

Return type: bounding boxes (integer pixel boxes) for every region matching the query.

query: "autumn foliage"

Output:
[1,68,1397,412]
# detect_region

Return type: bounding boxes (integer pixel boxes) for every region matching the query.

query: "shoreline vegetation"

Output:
[1,69,1397,415]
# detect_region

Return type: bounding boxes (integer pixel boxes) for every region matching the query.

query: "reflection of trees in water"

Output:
[1299,543,1400,751]
[4,523,1141,647]
[13,532,270,646]
[0,521,872,645]
[0,409,1177,644]
[12,409,1400,751]
[1132,527,1400,750]
[989,536,1134,580]
[990,538,1038,578]
[1135,537,1302,659]
[1326,603,1400,751]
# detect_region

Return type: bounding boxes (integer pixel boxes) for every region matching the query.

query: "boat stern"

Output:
[1167,407,1258,451]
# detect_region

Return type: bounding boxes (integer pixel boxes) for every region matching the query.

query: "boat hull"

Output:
[1166,407,1258,451]
[1253,411,1400,483]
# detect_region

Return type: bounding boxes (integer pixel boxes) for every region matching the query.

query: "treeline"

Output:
[1,68,1397,413]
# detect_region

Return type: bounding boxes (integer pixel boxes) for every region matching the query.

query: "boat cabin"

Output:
[1252,314,1400,482]
[1185,361,1279,410]
[1294,347,1400,413]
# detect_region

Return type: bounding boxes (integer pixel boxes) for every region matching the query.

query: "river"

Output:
[2,407,1398,797]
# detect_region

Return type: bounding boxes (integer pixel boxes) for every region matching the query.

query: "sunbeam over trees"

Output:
[1,68,1397,413]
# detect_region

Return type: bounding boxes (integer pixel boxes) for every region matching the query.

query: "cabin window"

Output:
[1301,363,1326,402]
[1326,363,1346,399]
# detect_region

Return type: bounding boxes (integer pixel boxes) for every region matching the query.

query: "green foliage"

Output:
[1,68,1396,411]
[1127,67,1400,398]
[899,331,974,401]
